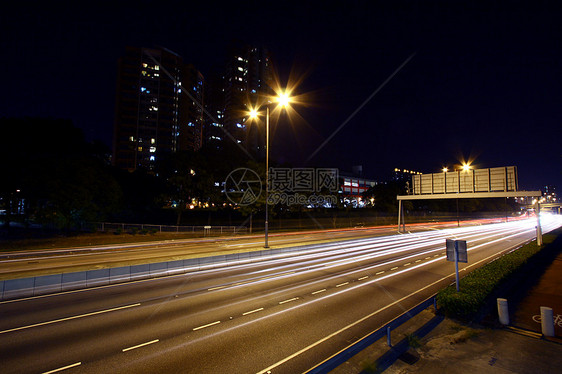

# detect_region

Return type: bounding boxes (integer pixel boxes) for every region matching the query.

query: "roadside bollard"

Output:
[540,306,555,337]
[387,326,392,347]
[497,298,509,325]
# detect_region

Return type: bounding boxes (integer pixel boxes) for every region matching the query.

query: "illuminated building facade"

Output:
[222,42,274,155]
[113,46,204,171]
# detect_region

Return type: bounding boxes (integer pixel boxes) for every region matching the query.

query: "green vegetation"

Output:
[406,333,422,348]
[437,233,558,320]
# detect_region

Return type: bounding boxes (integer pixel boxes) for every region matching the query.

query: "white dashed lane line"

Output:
[193,321,220,331]
[122,339,159,352]
[242,308,264,316]
[279,297,299,305]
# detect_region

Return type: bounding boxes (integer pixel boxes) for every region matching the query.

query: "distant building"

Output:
[543,184,558,202]
[222,41,274,156]
[113,46,204,171]
[339,166,377,207]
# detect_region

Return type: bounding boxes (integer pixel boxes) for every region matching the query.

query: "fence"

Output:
[95,222,247,236]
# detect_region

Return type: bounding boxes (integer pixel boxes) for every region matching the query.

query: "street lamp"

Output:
[248,91,292,248]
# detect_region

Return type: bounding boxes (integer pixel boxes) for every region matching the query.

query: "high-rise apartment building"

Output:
[221,42,274,155]
[113,46,204,171]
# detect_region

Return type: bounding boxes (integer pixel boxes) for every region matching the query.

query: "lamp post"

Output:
[248,91,292,249]
[264,106,270,248]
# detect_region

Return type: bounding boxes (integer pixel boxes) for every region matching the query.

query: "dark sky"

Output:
[1,1,561,190]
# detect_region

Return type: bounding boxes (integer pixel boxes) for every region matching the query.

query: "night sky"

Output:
[2,1,561,190]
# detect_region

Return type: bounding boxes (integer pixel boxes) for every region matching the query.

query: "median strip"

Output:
[122,339,159,352]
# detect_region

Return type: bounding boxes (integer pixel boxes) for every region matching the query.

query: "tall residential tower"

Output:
[113,46,204,171]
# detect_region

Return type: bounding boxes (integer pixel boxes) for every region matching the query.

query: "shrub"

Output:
[437,234,557,320]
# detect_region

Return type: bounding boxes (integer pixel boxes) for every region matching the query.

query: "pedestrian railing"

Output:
[95,222,247,236]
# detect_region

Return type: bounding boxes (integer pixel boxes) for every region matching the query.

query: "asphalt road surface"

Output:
[0,218,516,279]
[1,215,560,374]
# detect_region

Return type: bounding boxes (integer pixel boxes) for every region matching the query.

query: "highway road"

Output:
[0,215,560,373]
[0,217,520,280]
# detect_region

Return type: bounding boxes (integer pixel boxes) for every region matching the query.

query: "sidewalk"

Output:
[332,235,562,373]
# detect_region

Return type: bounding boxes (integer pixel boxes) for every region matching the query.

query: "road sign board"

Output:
[446,239,468,263]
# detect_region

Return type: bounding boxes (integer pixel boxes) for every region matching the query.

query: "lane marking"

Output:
[193,321,220,331]
[0,303,141,335]
[207,271,297,291]
[260,229,537,374]
[358,276,368,280]
[425,256,431,260]
[122,339,159,352]
[42,362,81,374]
[375,271,385,275]
[390,267,398,270]
[336,282,349,288]
[243,308,264,316]
[404,263,411,267]
[312,289,326,295]
[415,260,421,263]
[279,297,299,305]
[208,285,227,291]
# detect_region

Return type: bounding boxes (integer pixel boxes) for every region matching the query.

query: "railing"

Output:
[306,296,437,373]
[94,222,247,236]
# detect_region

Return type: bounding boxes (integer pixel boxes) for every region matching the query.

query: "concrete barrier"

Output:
[0,241,337,301]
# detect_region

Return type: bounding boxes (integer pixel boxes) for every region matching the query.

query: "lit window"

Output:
[154,65,159,70]
[129,136,134,142]
[149,156,155,161]
[151,138,155,144]
[150,147,156,153]
[238,67,243,71]
[140,87,146,92]
[142,63,147,68]
[138,147,142,152]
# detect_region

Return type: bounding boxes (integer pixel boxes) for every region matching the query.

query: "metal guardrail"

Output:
[95,222,247,236]
[306,296,437,373]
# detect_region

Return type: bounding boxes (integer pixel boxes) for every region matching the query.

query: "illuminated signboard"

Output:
[411,166,518,195]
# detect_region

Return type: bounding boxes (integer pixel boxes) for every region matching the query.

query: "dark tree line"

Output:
[0,117,255,232]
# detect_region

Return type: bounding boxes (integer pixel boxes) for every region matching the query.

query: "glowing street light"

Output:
[442,167,448,173]
[462,164,471,172]
[247,91,293,248]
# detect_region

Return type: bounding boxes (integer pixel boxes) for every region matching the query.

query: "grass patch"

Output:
[437,232,559,321]
[406,333,422,348]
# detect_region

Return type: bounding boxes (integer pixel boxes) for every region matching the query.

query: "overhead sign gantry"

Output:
[396,166,543,243]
